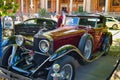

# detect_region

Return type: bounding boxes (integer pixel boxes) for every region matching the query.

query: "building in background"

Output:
[14,0,120,16]
[15,0,83,15]
[90,0,120,13]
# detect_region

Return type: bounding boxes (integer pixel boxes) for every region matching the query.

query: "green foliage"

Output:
[109,39,120,57]
[109,46,120,57]
[75,6,83,13]
[0,0,19,16]
[38,8,50,17]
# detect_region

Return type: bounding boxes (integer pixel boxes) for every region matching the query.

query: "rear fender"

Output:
[104,32,112,45]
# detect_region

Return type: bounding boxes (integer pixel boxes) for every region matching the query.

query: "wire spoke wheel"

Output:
[47,56,75,80]
[84,39,92,59]
[60,64,73,80]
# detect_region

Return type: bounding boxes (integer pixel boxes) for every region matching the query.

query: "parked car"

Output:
[115,16,120,22]
[0,13,112,80]
[106,17,120,29]
[2,16,14,37]
[14,18,57,35]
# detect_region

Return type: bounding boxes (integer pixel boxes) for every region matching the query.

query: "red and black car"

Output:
[0,13,112,80]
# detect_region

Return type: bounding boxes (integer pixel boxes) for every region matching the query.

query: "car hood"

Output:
[42,26,87,40]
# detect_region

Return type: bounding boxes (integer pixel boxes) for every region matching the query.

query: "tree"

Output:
[0,0,18,57]
[38,8,50,18]
[0,0,19,16]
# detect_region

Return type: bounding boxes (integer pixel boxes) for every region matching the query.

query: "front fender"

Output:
[49,45,85,61]
[2,35,33,48]
[2,36,16,47]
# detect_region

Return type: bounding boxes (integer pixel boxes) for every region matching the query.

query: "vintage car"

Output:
[0,13,112,80]
[106,17,120,29]
[14,18,57,35]
[2,18,56,47]
[2,16,14,37]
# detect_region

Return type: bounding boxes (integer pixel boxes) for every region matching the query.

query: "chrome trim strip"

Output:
[9,44,18,66]
[21,47,48,56]
[49,45,104,63]
[32,57,51,74]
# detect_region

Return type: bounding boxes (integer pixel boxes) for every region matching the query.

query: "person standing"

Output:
[56,14,63,28]
[56,11,67,28]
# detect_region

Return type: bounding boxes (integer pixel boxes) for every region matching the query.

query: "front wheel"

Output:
[2,45,12,67]
[47,55,76,80]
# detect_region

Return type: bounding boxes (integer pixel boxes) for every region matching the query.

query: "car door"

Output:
[15,19,39,35]
[37,19,56,31]
[44,19,56,30]
[94,22,107,51]
[88,17,107,52]
[24,19,40,35]
[15,22,25,35]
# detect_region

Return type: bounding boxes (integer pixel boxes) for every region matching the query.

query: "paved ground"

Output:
[0,55,118,80]
[75,29,120,80]
[75,55,119,80]
[110,29,120,40]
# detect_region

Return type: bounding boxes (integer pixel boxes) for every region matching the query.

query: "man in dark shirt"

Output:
[56,15,63,28]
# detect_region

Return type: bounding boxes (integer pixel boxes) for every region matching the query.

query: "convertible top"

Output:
[66,13,105,18]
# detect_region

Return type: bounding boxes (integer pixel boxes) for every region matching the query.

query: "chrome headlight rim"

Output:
[15,35,24,46]
[39,40,50,53]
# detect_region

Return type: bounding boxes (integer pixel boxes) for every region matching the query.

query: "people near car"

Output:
[56,11,67,28]
[15,16,22,24]
[56,14,63,28]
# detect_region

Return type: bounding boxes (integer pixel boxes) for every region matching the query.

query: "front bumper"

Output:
[0,66,32,80]
[0,66,45,80]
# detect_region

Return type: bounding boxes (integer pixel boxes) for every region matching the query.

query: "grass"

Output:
[109,46,120,57]
[109,39,120,57]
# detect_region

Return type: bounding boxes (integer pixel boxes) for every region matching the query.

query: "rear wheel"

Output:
[78,35,93,60]
[112,24,118,30]
[47,55,76,80]
[83,39,92,59]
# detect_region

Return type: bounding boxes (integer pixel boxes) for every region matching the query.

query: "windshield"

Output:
[65,17,79,26]
[65,16,100,27]
[79,18,99,27]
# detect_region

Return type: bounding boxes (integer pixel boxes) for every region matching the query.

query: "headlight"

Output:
[39,40,50,53]
[15,35,24,46]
